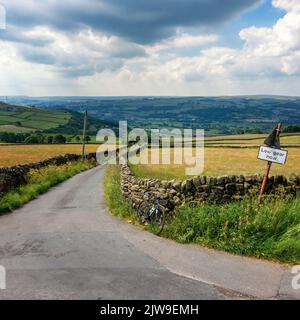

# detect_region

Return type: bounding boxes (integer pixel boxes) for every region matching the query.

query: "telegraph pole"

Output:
[82,110,88,160]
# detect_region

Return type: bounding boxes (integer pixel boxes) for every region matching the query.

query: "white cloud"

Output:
[281,51,300,75]
[0,27,146,79]
[0,0,300,96]
[151,0,300,86]
[237,1,300,75]
[272,0,300,12]
[240,3,300,57]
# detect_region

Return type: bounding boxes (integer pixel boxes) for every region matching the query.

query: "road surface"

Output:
[0,166,298,299]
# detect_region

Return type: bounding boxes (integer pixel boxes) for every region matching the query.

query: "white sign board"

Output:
[258,146,288,165]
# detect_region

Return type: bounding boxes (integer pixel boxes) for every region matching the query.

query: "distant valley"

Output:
[2,96,300,134]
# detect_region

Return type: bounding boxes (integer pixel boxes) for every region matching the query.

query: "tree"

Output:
[24,135,41,144]
[85,135,91,143]
[237,128,245,135]
[283,125,300,133]
[53,134,66,144]
[46,136,53,144]
[251,128,263,134]
[0,132,31,143]
[75,136,81,143]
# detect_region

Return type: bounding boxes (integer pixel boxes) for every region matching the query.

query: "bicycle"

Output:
[137,192,166,235]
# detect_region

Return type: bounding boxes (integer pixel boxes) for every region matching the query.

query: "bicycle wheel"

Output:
[137,202,149,225]
[150,206,166,235]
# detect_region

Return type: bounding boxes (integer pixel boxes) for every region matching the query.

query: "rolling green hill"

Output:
[0,102,71,132]
[0,101,117,135]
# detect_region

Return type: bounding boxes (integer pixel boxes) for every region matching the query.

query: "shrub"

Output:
[24,134,43,144]
[53,134,66,144]
[46,135,54,144]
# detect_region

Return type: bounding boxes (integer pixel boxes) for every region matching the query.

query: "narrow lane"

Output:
[0,166,235,299]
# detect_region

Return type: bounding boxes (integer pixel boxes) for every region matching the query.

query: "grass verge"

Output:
[105,165,300,264]
[163,196,300,264]
[0,159,97,214]
[104,165,136,220]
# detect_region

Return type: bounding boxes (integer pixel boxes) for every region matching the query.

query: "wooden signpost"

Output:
[258,123,288,203]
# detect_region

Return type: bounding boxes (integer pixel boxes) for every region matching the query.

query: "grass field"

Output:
[130,147,300,179]
[0,144,102,167]
[178,133,300,147]
[0,125,34,133]
[0,102,71,132]
[1,131,300,174]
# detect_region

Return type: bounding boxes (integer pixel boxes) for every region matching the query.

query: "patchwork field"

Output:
[0,102,71,132]
[130,147,300,180]
[177,133,300,147]
[207,135,300,147]
[1,132,299,174]
[0,125,34,133]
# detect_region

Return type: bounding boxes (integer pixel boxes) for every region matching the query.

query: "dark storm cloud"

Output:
[17,41,130,78]
[0,0,261,78]
[2,0,260,44]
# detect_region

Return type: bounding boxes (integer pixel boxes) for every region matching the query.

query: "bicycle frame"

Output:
[137,192,166,235]
[145,193,160,221]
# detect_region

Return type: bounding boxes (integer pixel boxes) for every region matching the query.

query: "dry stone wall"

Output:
[0,153,96,194]
[120,165,300,212]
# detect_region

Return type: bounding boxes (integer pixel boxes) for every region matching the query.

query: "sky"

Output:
[0,0,299,96]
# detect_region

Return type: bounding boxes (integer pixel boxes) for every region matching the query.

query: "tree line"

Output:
[0,132,91,144]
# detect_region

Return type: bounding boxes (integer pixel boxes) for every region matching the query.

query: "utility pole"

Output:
[258,123,283,203]
[82,110,88,160]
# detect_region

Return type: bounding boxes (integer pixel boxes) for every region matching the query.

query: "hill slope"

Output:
[0,102,70,132]
[4,96,300,134]
[0,101,117,135]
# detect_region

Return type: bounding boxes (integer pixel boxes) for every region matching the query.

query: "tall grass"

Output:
[163,196,300,264]
[104,165,300,264]
[0,160,97,213]
[104,165,136,220]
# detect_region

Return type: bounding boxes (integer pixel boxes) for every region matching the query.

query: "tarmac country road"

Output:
[0,165,298,300]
